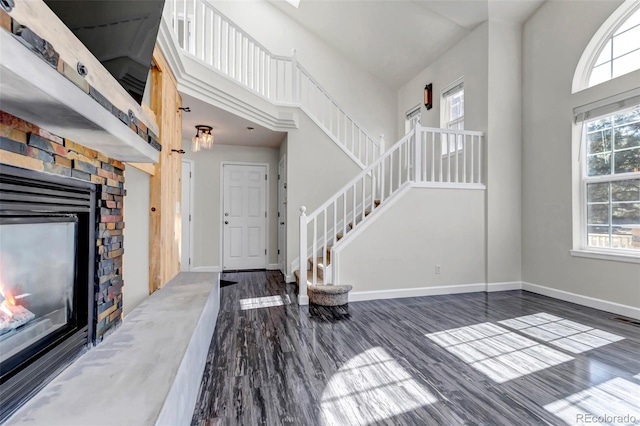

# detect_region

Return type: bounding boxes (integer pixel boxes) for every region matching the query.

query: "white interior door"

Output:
[278,156,286,274]
[181,161,192,271]
[223,164,267,270]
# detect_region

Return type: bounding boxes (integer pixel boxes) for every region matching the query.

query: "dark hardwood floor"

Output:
[192,271,640,426]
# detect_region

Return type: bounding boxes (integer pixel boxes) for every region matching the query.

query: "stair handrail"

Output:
[295,63,382,165]
[297,124,485,303]
[304,131,413,222]
[163,0,381,167]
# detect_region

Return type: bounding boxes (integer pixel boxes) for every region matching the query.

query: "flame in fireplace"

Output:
[0,280,16,318]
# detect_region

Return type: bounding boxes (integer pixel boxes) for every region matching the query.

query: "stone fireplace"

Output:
[0,111,126,421]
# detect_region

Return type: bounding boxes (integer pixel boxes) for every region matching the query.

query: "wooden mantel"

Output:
[1,0,159,163]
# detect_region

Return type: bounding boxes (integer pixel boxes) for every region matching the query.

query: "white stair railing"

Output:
[163,0,381,168]
[298,125,484,302]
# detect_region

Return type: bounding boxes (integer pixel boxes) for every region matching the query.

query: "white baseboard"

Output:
[349,283,486,303]
[522,281,640,320]
[486,282,523,292]
[190,266,222,273]
[285,274,294,283]
[267,263,279,270]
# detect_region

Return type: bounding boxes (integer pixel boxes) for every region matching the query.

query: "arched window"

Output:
[573,1,640,93]
[571,0,640,262]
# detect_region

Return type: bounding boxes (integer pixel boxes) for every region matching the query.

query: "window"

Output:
[405,105,421,135]
[441,80,464,155]
[582,105,640,253]
[586,5,640,88]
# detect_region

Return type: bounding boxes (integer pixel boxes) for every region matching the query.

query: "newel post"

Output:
[291,48,298,103]
[414,125,422,182]
[298,206,309,305]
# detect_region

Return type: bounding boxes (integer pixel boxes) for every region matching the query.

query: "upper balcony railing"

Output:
[163,0,381,167]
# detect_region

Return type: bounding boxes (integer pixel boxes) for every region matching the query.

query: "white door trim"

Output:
[220,161,270,270]
[278,154,287,275]
[181,159,195,272]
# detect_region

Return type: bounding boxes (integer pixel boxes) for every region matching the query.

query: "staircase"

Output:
[295,125,485,304]
[162,0,383,169]
[294,200,380,286]
[160,0,486,305]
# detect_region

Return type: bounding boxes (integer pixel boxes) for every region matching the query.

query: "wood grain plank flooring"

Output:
[192,271,640,425]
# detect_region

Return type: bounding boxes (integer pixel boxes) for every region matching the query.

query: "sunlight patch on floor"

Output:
[320,347,437,426]
[426,322,574,383]
[499,313,624,354]
[239,294,291,310]
[544,377,640,424]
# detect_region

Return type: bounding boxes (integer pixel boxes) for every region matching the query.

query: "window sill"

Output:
[570,249,640,264]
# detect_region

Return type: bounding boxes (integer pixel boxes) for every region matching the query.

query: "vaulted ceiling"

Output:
[267,0,546,88]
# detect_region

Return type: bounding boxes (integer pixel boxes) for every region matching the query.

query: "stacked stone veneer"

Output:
[0,111,125,341]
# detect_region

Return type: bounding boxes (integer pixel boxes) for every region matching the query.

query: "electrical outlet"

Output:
[435,265,441,274]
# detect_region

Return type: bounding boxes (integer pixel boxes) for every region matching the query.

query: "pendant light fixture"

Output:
[192,125,214,152]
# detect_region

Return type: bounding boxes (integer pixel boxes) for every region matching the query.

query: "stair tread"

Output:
[309,257,330,267]
[293,269,324,285]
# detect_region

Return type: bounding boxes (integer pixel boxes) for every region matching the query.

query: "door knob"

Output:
[224,221,229,225]
[280,222,285,225]
[225,212,229,217]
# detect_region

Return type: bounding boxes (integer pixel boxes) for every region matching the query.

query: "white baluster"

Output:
[397,145,401,189]
[291,49,298,103]
[448,133,452,183]
[182,0,187,51]
[173,0,177,34]
[312,218,317,285]
[200,3,205,60]
[429,132,436,182]
[189,0,198,56]
[463,135,467,183]
[414,125,422,182]
[323,209,327,282]
[471,135,475,184]
[298,207,308,305]
[342,192,347,238]
[351,184,356,235]
[208,9,214,66]
[332,200,337,252]
[478,135,483,184]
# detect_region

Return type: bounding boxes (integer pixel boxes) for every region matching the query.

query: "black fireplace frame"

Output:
[0,164,96,422]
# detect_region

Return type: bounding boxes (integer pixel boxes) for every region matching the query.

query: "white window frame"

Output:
[572,96,640,263]
[173,14,195,54]
[405,105,421,135]
[573,0,640,93]
[440,78,464,157]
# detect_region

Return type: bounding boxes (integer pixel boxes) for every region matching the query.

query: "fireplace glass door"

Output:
[0,216,77,372]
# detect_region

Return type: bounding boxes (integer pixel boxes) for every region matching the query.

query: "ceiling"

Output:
[180,93,286,148]
[267,0,546,88]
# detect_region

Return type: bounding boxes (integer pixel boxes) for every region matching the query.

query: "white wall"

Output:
[339,188,486,292]
[184,144,281,269]
[286,113,362,276]
[396,22,489,139]
[210,0,397,145]
[123,166,150,317]
[522,0,640,308]
[485,19,523,284]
